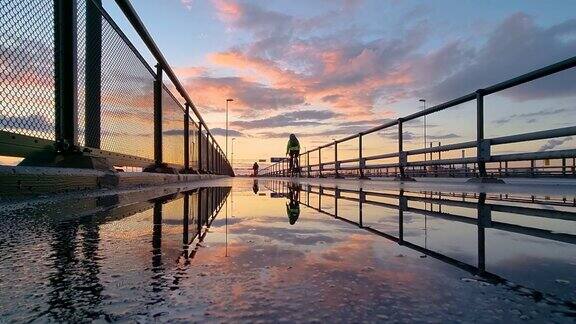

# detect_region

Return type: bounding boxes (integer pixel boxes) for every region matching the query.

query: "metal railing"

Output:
[260,56,576,180]
[0,0,233,175]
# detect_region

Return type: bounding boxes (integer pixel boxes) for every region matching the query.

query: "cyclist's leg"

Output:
[295,152,300,174]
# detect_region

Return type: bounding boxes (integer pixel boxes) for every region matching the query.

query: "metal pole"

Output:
[359,134,365,178]
[334,141,340,178]
[183,192,189,250]
[226,100,228,158]
[476,90,488,178]
[477,193,488,273]
[318,148,323,177]
[85,0,101,149]
[231,138,235,172]
[207,137,211,173]
[398,120,405,178]
[197,124,203,172]
[307,151,311,178]
[184,103,190,172]
[54,0,78,151]
[154,64,163,166]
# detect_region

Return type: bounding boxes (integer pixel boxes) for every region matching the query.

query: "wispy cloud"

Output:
[210,127,246,137]
[232,110,337,129]
[493,107,575,125]
[538,137,573,151]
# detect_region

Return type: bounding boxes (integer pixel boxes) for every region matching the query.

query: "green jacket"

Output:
[286,203,300,225]
[286,137,300,154]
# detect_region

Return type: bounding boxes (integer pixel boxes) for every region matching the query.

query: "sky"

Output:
[1,0,576,172]
[101,0,576,173]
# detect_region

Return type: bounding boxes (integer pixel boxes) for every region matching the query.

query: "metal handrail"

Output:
[260,55,576,178]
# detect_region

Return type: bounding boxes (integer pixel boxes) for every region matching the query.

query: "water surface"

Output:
[0,178,575,322]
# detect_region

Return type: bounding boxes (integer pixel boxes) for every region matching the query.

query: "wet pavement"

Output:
[0,178,575,322]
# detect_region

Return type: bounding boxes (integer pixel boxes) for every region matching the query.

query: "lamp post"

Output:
[231,138,236,171]
[419,99,427,162]
[226,98,234,159]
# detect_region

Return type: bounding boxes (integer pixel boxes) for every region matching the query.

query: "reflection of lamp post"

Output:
[225,98,234,159]
[225,199,228,257]
[419,99,426,161]
[420,192,428,258]
[231,138,236,171]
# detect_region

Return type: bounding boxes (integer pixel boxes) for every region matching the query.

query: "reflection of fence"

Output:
[260,56,576,180]
[0,0,232,175]
[262,179,576,314]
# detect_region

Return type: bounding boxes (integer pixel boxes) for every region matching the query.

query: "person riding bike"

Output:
[286,134,300,176]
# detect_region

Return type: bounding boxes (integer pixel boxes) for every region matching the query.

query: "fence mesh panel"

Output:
[77,0,155,159]
[162,87,184,166]
[0,0,55,139]
[189,121,199,169]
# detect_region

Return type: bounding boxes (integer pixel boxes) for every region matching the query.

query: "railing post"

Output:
[184,103,190,172]
[398,120,406,179]
[477,193,490,273]
[334,141,342,178]
[307,151,311,178]
[85,0,101,149]
[358,134,365,178]
[476,89,488,178]
[398,189,407,242]
[197,124,203,173]
[153,64,163,166]
[54,0,78,151]
[318,148,324,177]
[206,136,211,173]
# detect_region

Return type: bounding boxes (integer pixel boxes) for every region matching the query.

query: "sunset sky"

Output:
[2,0,575,171]
[102,0,576,172]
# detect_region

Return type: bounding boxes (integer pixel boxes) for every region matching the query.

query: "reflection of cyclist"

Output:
[253,179,259,194]
[286,134,300,176]
[253,162,259,177]
[285,183,301,225]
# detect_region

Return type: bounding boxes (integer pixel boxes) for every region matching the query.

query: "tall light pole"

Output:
[231,138,236,171]
[419,99,426,161]
[226,98,234,159]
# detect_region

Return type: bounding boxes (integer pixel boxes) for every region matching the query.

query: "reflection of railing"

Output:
[0,184,230,321]
[0,0,232,175]
[260,57,576,180]
[262,179,576,314]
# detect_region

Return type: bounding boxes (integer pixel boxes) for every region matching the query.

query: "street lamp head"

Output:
[226,98,234,102]
[419,99,426,102]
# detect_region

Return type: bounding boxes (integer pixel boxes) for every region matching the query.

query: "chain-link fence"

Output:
[0,0,231,174]
[0,0,55,140]
[77,0,155,160]
[162,86,184,166]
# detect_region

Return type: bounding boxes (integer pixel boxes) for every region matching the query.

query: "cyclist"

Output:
[286,134,300,176]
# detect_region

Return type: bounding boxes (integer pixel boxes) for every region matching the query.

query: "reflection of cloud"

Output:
[538,137,573,151]
[231,223,340,245]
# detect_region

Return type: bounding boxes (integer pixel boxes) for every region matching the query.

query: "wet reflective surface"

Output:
[0,178,575,322]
